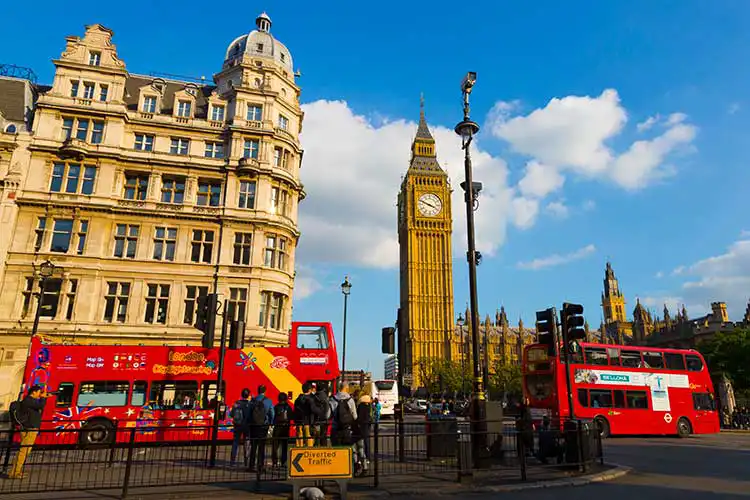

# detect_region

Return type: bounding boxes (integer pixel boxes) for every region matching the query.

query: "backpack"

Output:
[293,394,308,422]
[250,398,267,426]
[310,394,327,420]
[9,400,28,429]
[231,400,247,427]
[316,393,332,420]
[335,397,354,426]
[275,404,289,425]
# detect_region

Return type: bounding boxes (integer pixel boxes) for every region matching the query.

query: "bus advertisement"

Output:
[20,322,339,447]
[522,341,720,438]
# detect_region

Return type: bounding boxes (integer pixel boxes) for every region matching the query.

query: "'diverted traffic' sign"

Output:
[288,447,353,479]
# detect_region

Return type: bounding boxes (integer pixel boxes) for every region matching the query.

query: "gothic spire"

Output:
[415,93,434,141]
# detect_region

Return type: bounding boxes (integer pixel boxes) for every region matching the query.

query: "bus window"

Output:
[621,350,641,368]
[626,390,649,409]
[584,347,608,366]
[149,381,199,409]
[56,382,74,407]
[589,389,613,408]
[201,381,226,409]
[685,355,704,372]
[692,393,715,411]
[577,389,588,407]
[642,351,664,369]
[296,325,330,350]
[131,381,147,406]
[78,381,129,407]
[613,390,626,408]
[525,373,553,400]
[665,353,686,371]
[607,348,621,366]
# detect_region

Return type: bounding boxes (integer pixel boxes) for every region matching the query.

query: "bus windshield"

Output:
[375,380,395,391]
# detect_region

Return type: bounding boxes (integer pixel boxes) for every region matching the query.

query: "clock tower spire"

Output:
[398,98,454,390]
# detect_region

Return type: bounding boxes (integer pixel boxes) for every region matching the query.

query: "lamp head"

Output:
[454,119,480,140]
[456,314,465,327]
[461,72,477,94]
[39,260,56,278]
[340,276,352,296]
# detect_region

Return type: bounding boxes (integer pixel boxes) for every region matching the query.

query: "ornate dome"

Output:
[224,12,294,73]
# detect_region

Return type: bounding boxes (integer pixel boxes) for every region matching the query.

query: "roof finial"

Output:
[415,93,433,140]
[420,92,425,119]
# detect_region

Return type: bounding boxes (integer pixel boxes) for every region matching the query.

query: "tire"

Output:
[79,419,115,448]
[677,417,692,438]
[594,416,610,439]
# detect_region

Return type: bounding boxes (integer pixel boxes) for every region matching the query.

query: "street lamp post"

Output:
[340,276,352,384]
[31,260,57,337]
[455,71,488,467]
[456,314,466,396]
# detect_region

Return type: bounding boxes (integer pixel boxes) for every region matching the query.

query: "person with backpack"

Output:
[329,382,357,446]
[8,385,48,479]
[353,393,373,475]
[293,383,314,447]
[247,385,274,473]
[271,392,291,468]
[313,383,331,446]
[230,388,252,466]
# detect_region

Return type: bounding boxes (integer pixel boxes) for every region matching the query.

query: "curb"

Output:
[720,429,750,434]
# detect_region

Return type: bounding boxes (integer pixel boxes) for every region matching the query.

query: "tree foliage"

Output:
[489,363,523,397]
[415,356,523,398]
[696,327,750,392]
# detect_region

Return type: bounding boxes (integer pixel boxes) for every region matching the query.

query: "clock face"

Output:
[418,193,442,217]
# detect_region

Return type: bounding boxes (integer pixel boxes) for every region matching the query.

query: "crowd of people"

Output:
[722,407,750,429]
[230,382,381,476]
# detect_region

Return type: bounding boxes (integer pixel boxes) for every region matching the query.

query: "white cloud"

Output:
[517,161,564,198]
[545,201,569,218]
[510,197,539,229]
[655,271,664,279]
[582,200,596,211]
[294,267,322,300]
[728,102,741,115]
[517,244,596,270]
[672,266,685,276]
[637,115,660,132]
[741,229,750,238]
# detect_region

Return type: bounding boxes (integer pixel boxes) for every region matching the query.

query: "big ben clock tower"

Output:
[397,98,454,390]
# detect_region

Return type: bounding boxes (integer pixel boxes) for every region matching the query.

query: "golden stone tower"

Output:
[397,99,454,389]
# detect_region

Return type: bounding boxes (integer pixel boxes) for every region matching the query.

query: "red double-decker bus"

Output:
[522,341,720,437]
[20,322,339,446]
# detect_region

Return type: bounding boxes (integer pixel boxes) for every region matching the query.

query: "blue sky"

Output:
[3,1,749,378]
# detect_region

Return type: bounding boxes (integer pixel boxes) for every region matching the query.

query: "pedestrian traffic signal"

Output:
[229,320,245,350]
[561,302,585,353]
[195,293,218,348]
[382,327,395,354]
[535,307,558,356]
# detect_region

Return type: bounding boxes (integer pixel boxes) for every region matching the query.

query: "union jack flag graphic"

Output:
[52,404,101,435]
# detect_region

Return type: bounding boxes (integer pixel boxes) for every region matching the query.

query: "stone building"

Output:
[0,14,304,409]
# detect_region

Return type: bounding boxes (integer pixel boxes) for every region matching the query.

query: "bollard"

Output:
[518,431,527,481]
[456,430,473,483]
[397,408,405,463]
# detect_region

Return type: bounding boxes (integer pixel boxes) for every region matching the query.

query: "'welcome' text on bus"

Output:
[522,341,719,437]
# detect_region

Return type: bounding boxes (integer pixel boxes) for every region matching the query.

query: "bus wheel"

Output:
[677,417,692,438]
[594,417,610,438]
[79,419,115,448]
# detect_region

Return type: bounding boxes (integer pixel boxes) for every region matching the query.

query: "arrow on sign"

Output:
[292,452,304,473]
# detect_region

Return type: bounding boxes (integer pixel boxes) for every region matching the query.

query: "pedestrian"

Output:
[353,394,372,475]
[293,383,314,447]
[271,392,292,468]
[8,385,48,479]
[248,385,274,473]
[313,383,331,446]
[330,383,357,447]
[373,398,382,424]
[230,388,252,466]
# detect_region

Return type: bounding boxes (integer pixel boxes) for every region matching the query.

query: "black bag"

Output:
[275,404,289,425]
[9,400,28,429]
[231,400,246,427]
[250,398,266,426]
[335,397,354,426]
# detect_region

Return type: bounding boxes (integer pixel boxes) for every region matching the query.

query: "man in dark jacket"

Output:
[314,384,331,446]
[293,383,314,447]
[248,385,274,473]
[271,392,292,467]
[230,388,252,466]
[9,385,48,479]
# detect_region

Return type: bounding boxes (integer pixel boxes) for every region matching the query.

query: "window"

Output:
[34,217,47,251]
[589,389,613,408]
[270,187,290,216]
[149,381,198,410]
[613,390,626,408]
[201,381,225,409]
[124,173,149,200]
[62,118,74,140]
[70,81,79,98]
[99,84,108,102]
[134,134,154,151]
[142,96,157,113]
[65,280,78,320]
[88,51,101,66]
[183,285,209,324]
[233,233,252,265]
[21,278,34,318]
[243,139,259,159]
[39,278,62,318]
[62,117,104,144]
[190,230,214,263]
[227,288,247,322]
[144,284,170,324]
[5,124,16,134]
[584,347,608,366]
[75,119,89,140]
[642,351,664,369]
[256,43,264,52]
[686,355,704,372]
[50,162,97,195]
[607,347,621,366]
[278,115,289,130]
[259,291,285,329]
[665,352,686,371]
[170,138,190,155]
[204,142,224,158]
[56,383,74,407]
[693,392,715,411]
[132,382,147,406]
[76,220,88,255]
[153,226,177,261]
[91,121,104,144]
[626,390,649,409]
[273,147,282,167]
[197,181,222,206]
[177,100,192,118]
[50,219,74,253]
[296,325,330,350]
[83,82,95,99]
[78,381,129,407]
[161,177,186,204]
[238,180,256,209]
[263,235,287,269]
[103,282,130,323]
[211,105,225,121]
[621,350,641,368]
[114,224,139,259]
[577,388,588,407]
[247,104,262,121]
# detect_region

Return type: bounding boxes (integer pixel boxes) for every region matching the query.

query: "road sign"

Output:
[288,447,353,479]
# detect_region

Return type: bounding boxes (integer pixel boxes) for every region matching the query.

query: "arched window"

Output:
[5,124,17,134]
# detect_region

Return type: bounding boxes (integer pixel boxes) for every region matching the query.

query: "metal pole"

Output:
[31,276,46,337]
[342,292,348,377]
[560,314,575,420]
[483,325,489,399]
[461,327,465,395]
[209,305,229,467]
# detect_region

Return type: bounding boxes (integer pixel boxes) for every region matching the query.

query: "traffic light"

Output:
[561,303,585,353]
[535,307,558,356]
[382,327,395,354]
[195,293,218,348]
[229,320,246,350]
